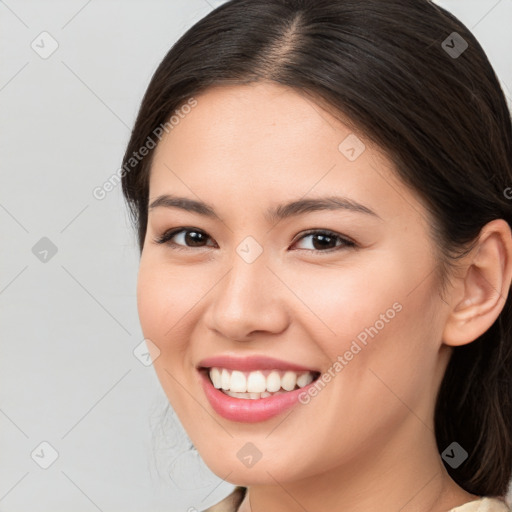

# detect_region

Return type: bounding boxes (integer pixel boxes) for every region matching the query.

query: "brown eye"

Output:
[292,230,356,253]
[153,227,355,254]
[154,228,216,250]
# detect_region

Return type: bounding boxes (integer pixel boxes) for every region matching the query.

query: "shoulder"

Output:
[449,497,512,512]
[201,486,247,512]
[198,491,511,512]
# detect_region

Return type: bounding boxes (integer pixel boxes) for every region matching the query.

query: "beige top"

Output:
[202,487,512,512]
[448,498,512,512]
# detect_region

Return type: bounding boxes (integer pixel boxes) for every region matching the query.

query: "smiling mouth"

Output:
[199,367,321,400]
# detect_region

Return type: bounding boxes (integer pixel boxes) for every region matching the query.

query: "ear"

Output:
[442,219,512,347]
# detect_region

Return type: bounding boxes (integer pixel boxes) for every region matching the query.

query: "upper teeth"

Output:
[208,367,315,393]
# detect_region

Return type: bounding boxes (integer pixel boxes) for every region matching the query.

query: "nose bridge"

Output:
[217,249,272,318]
[207,243,288,339]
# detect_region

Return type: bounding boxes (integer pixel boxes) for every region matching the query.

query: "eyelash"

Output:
[153,227,357,254]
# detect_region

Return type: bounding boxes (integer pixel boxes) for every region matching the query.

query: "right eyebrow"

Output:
[149,195,217,218]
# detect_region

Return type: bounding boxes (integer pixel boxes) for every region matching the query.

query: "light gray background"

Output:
[1,1,511,511]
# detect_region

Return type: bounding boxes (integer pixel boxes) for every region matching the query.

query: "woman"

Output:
[121,0,512,510]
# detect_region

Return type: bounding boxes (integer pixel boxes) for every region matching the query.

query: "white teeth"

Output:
[224,389,287,399]
[225,390,251,399]
[297,372,313,388]
[247,371,266,393]
[210,367,222,389]
[281,371,297,391]
[230,370,247,392]
[221,368,231,390]
[266,371,281,392]
[207,367,317,397]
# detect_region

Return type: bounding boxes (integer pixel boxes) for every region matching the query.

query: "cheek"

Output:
[136,257,200,347]
[331,283,441,422]
[136,258,201,411]
[293,254,439,394]
[283,259,405,347]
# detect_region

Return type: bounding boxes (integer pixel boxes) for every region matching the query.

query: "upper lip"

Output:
[197,354,319,373]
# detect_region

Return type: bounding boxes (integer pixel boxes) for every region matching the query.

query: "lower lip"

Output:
[198,370,317,423]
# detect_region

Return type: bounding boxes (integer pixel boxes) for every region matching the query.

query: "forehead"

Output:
[148,82,426,226]
[160,82,361,158]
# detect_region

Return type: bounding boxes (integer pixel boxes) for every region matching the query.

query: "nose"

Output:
[204,252,290,342]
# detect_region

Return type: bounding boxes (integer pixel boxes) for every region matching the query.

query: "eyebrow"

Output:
[148,194,381,222]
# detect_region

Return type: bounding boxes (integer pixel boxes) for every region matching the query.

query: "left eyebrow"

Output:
[148,194,382,222]
[264,196,382,223]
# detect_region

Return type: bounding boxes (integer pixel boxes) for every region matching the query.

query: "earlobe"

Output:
[442,219,512,347]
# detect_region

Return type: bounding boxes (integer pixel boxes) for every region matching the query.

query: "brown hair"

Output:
[121,0,512,496]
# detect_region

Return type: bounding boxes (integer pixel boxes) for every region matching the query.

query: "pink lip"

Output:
[197,354,318,372]
[198,369,319,423]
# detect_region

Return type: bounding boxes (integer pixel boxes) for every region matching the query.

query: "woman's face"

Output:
[137,82,452,484]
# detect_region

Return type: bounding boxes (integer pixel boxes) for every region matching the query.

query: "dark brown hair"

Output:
[121,0,512,497]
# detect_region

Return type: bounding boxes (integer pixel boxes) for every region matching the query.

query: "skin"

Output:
[136,81,512,512]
